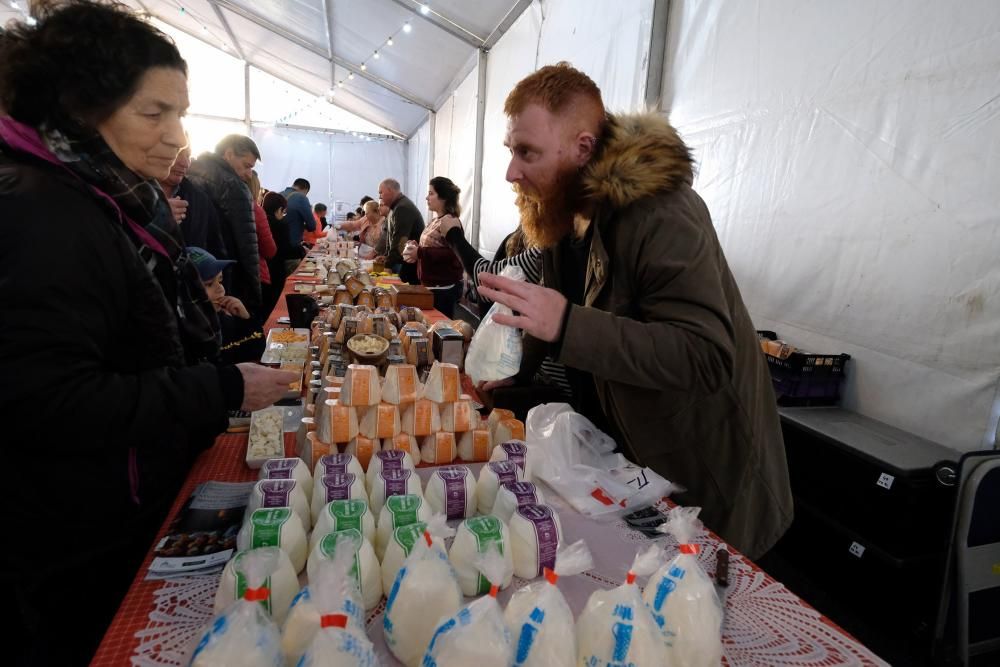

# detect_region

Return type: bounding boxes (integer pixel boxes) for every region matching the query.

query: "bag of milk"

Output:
[214,547,300,626]
[504,540,594,667]
[465,265,525,384]
[383,516,463,667]
[643,507,723,666]
[280,541,366,666]
[422,543,514,667]
[307,528,382,611]
[295,550,380,667]
[192,548,285,667]
[576,545,666,667]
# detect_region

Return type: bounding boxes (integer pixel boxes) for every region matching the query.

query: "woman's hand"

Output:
[217,296,250,319]
[402,240,418,264]
[237,363,298,411]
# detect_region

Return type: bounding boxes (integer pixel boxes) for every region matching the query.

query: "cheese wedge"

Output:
[355,289,374,308]
[382,433,421,465]
[423,361,460,403]
[420,432,457,465]
[302,432,332,470]
[335,317,361,345]
[328,402,359,444]
[400,399,440,437]
[359,403,401,440]
[457,429,491,462]
[440,400,473,433]
[405,336,433,368]
[345,435,379,472]
[382,364,420,405]
[491,417,525,447]
[344,275,365,299]
[339,364,381,406]
[486,409,516,434]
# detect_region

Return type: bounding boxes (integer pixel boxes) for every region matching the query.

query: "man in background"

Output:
[158,146,226,259]
[188,134,261,313]
[376,177,424,284]
[304,202,327,246]
[281,178,314,273]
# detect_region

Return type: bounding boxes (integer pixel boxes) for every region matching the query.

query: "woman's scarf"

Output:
[0,117,220,358]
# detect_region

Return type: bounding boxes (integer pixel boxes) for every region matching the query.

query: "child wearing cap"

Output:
[189,246,263,363]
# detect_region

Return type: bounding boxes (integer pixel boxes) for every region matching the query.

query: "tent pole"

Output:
[244,62,251,135]
[471,49,488,252]
[645,0,671,110]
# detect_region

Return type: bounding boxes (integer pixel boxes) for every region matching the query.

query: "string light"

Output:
[420,4,430,15]
[403,22,412,33]
[327,19,412,93]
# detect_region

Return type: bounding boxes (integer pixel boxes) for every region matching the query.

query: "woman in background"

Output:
[262,190,290,315]
[248,170,277,307]
[402,176,465,317]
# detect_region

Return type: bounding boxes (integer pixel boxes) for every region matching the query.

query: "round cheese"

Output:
[508,504,563,579]
[306,528,382,611]
[488,440,533,481]
[476,460,524,515]
[259,457,314,499]
[424,465,476,520]
[247,478,312,532]
[310,472,368,523]
[449,515,514,596]
[310,498,376,552]
[214,547,299,625]
[237,507,308,574]
[380,522,446,594]
[368,467,423,519]
[365,448,416,493]
[493,481,546,524]
[374,493,432,561]
[313,452,364,480]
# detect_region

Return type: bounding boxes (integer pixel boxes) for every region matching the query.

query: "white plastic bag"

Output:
[465,265,526,384]
[281,539,366,666]
[296,542,380,667]
[190,548,284,667]
[525,403,679,518]
[423,543,514,667]
[576,545,667,667]
[383,515,463,667]
[504,540,593,667]
[643,507,724,666]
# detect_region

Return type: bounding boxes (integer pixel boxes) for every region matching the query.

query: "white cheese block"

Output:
[344,435,380,472]
[365,448,416,493]
[422,361,460,403]
[310,472,368,523]
[313,452,364,480]
[493,481,546,524]
[310,498,376,552]
[259,457,313,499]
[368,467,423,520]
[374,493,432,561]
[382,433,422,465]
[339,364,381,406]
[457,429,491,462]
[491,418,525,448]
[382,364,420,404]
[380,522,445,595]
[476,460,524,515]
[488,440,533,480]
[508,504,563,579]
[419,432,456,465]
[247,479,311,532]
[449,515,514,596]
[359,403,401,441]
[237,507,308,574]
[486,409,516,435]
[440,399,474,433]
[214,547,299,625]
[306,528,382,611]
[424,465,476,520]
[400,399,440,436]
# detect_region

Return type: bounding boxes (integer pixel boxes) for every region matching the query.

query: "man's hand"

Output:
[476,272,568,342]
[168,197,188,224]
[438,217,462,236]
[373,255,387,265]
[236,363,298,411]
[217,296,250,319]
[402,240,418,264]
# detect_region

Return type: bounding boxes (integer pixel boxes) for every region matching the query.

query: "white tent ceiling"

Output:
[118,0,530,137]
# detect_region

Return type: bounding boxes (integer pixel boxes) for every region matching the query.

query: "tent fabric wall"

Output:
[662,0,1000,451]
[251,126,405,215]
[432,64,480,232]
[406,119,432,223]
[476,0,655,257]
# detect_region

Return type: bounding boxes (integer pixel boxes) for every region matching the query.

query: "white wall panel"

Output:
[432,65,479,226]
[406,119,433,222]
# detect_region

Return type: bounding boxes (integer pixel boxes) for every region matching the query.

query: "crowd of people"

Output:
[1,3,793,665]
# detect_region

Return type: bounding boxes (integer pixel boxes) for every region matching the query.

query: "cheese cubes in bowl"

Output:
[246,407,286,469]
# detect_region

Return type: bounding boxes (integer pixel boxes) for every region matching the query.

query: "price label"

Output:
[876,472,895,490]
[849,541,866,559]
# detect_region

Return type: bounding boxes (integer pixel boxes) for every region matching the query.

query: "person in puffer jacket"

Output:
[188,134,262,314]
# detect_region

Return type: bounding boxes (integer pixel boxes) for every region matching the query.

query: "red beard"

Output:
[515,165,584,249]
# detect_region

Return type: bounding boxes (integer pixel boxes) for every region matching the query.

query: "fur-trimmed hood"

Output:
[583,112,694,209]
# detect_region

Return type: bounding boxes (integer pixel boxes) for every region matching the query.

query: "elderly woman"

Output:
[0,3,293,663]
[355,199,387,258]
[402,176,465,316]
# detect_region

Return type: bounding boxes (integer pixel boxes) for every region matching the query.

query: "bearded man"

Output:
[477,63,792,559]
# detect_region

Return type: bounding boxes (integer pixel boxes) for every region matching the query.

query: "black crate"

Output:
[757,331,850,406]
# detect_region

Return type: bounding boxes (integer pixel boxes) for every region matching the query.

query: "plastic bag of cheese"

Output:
[295,610,379,667]
[280,540,367,666]
[465,265,526,384]
[214,547,299,625]
[422,543,514,667]
[383,516,463,667]
[576,545,666,667]
[449,515,513,596]
[193,548,284,667]
[504,540,594,667]
[643,507,723,666]
[374,493,432,561]
[380,520,444,594]
[237,507,308,574]
[307,528,382,611]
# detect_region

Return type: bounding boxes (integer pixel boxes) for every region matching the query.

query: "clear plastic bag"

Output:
[643,507,724,666]
[296,538,381,667]
[383,515,463,667]
[423,542,514,667]
[190,548,284,667]
[576,545,667,667]
[525,404,679,518]
[504,540,593,667]
[465,265,526,384]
